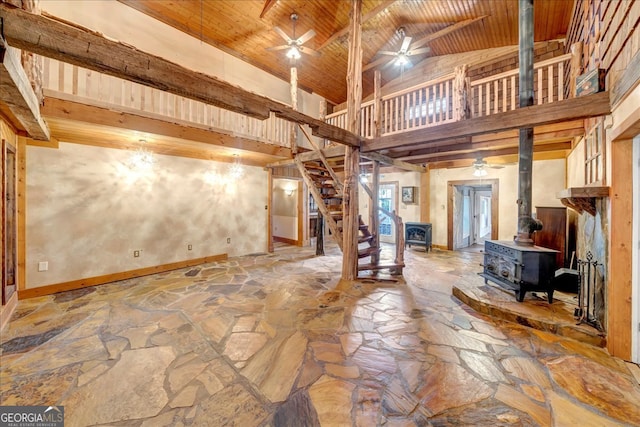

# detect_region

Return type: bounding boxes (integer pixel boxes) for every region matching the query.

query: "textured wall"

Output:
[26,143,268,289]
[429,159,566,246]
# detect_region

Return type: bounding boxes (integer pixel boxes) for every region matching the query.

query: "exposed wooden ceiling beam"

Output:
[259,0,278,19]
[409,16,488,51]
[360,151,425,172]
[42,95,292,158]
[422,141,572,164]
[0,39,50,140]
[364,91,610,152]
[265,146,346,168]
[0,4,362,147]
[317,0,396,51]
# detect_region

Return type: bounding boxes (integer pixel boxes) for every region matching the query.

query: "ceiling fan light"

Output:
[286,46,301,60]
[473,168,488,177]
[396,53,409,66]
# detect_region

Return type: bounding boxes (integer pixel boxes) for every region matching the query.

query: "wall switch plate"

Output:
[134,250,140,257]
[38,261,48,272]
[188,244,192,251]
[227,238,231,244]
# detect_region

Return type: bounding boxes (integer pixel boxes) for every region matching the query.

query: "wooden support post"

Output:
[373,70,382,138]
[453,64,470,121]
[570,42,583,98]
[290,66,298,154]
[267,168,274,252]
[420,164,430,222]
[371,160,380,265]
[608,138,633,359]
[20,0,43,106]
[342,0,363,280]
[315,211,324,256]
[319,99,327,149]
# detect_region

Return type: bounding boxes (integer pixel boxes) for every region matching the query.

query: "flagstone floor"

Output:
[1,243,640,426]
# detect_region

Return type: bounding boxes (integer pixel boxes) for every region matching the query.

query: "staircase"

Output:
[295,156,403,275]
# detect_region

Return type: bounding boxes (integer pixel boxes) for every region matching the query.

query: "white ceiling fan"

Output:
[267,13,320,62]
[472,157,505,177]
[363,27,431,72]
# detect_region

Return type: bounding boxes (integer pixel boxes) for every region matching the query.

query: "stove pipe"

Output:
[515,0,542,245]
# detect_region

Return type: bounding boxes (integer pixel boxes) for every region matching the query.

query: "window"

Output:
[585,123,605,185]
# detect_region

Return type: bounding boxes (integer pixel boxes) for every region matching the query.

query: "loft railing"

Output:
[470,53,571,117]
[326,53,572,138]
[41,57,291,147]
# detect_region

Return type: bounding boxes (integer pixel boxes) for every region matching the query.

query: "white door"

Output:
[378,183,398,244]
[475,190,492,244]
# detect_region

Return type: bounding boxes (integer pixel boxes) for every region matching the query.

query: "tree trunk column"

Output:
[515,0,540,245]
[342,0,363,280]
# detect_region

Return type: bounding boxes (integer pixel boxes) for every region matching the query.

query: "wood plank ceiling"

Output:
[117,0,573,105]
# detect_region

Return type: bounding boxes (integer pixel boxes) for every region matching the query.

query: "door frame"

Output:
[378,181,399,243]
[632,135,639,363]
[2,139,18,305]
[447,179,499,250]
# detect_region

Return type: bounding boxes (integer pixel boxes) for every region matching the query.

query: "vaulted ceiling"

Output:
[117,0,574,105]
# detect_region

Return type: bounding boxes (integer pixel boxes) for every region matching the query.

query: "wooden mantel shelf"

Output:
[556,186,610,216]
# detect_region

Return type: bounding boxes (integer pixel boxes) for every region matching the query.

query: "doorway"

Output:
[447,179,499,251]
[378,182,398,244]
[2,139,17,305]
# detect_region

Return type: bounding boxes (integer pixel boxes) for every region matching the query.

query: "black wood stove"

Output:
[405,222,432,252]
[480,240,558,302]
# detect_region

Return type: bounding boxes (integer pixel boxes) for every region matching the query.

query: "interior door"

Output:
[378,182,398,244]
[475,190,492,244]
[2,140,17,305]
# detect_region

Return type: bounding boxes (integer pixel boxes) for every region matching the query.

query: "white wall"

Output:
[429,159,566,246]
[26,143,268,289]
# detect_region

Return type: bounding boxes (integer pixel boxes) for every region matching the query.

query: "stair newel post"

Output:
[394,211,404,274]
[569,42,583,98]
[342,0,363,280]
[370,159,380,265]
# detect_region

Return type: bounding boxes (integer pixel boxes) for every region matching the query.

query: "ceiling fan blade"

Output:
[265,45,290,52]
[273,26,292,43]
[363,55,393,72]
[407,47,431,56]
[400,36,412,52]
[299,46,321,57]
[378,50,400,56]
[296,29,317,45]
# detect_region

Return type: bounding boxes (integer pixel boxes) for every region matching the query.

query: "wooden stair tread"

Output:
[358,263,405,271]
[358,246,381,258]
[358,235,374,243]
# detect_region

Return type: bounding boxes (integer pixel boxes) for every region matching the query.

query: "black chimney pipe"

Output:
[515,0,542,245]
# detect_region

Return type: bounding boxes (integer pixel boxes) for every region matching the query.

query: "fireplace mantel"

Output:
[556,186,610,216]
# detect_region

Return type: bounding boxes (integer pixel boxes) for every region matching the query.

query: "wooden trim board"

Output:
[18,253,228,299]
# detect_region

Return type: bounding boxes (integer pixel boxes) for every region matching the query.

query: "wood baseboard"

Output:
[432,244,449,251]
[0,292,19,331]
[18,253,228,299]
[273,236,298,246]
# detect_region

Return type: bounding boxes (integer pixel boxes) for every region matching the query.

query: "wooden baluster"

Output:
[558,62,564,101]
[72,65,78,96]
[57,60,64,92]
[511,75,516,110]
[548,65,554,103]
[502,78,507,112]
[485,82,490,115]
[494,80,499,114]
[538,67,543,105]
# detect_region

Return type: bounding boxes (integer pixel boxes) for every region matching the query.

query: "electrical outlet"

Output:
[188,244,192,251]
[227,238,231,244]
[38,261,48,272]
[133,250,140,257]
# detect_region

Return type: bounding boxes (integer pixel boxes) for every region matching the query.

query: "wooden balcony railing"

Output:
[41,58,292,147]
[326,53,573,138]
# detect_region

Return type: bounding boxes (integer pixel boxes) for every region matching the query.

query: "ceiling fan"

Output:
[363,27,431,72]
[472,157,505,177]
[267,13,320,62]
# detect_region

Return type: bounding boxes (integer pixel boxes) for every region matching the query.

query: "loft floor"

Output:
[1,243,639,425]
